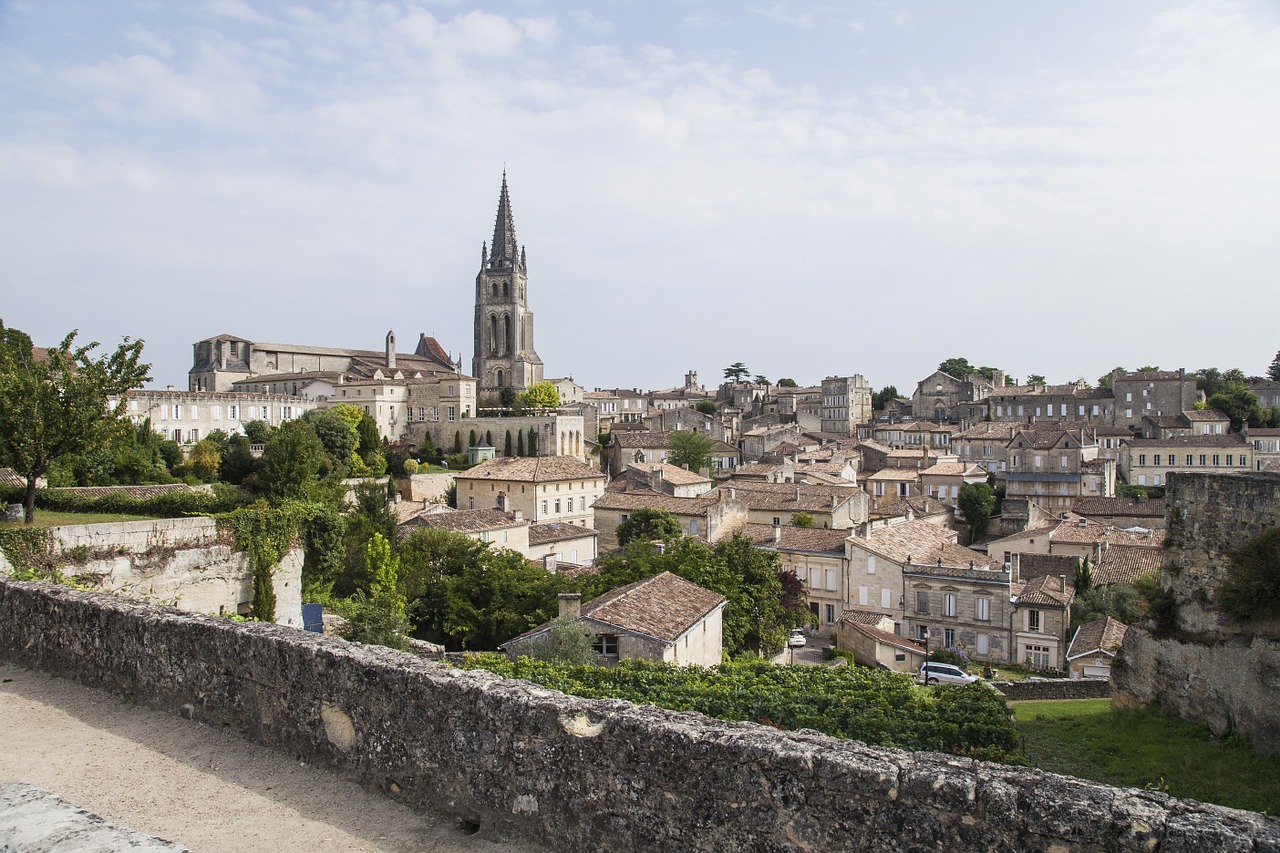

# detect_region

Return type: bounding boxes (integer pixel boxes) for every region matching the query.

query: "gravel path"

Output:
[0,663,540,853]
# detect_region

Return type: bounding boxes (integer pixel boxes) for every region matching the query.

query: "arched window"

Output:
[496,369,505,388]
[489,315,498,354]
[491,282,498,298]
[502,281,509,297]
[503,315,512,354]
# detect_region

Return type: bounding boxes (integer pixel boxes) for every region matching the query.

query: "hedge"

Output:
[0,485,252,518]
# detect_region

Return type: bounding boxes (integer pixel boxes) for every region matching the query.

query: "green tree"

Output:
[1026,374,1047,386]
[872,385,900,409]
[219,435,260,485]
[1075,556,1093,595]
[402,458,419,476]
[519,381,560,409]
[302,407,359,471]
[504,430,513,456]
[791,512,814,528]
[517,429,525,456]
[1208,382,1264,431]
[189,437,222,481]
[1097,367,1126,389]
[527,428,538,456]
[723,362,750,383]
[365,531,405,619]
[242,420,275,445]
[1070,583,1142,626]
[667,429,714,473]
[957,482,997,540]
[616,507,681,546]
[356,412,384,473]
[0,323,151,522]
[453,431,462,454]
[753,375,770,387]
[938,357,976,379]
[418,430,438,462]
[695,400,717,415]
[776,378,798,388]
[1269,351,1280,383]
[522,617,599,665]
[259,420,327,500]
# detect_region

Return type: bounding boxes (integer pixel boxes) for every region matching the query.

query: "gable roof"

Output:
[1067,616,1130,660]
[1071,496,1166,520]
[528,522,599,546]
[1092,545,1162,586]
[740,523,850,553]
[840,619,926,655]
[456,456,604,483]
[1015,573,1074,607]
[400,509,524,534]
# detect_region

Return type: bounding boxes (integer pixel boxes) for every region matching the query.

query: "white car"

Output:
[918,662,979,685]
[787,629,807,648]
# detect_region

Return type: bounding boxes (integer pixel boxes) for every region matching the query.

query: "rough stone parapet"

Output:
[2,580,1276,851]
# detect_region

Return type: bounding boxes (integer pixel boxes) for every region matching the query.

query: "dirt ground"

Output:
[0,663,539,852]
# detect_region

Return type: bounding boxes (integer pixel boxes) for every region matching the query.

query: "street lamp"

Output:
[921,625,931,682]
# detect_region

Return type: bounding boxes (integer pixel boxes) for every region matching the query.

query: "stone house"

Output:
[820,375,873,436]
[1012,572,1074,670]
[1066,616,1129,680]
[1070,496,1166,530]
[911,370,1001,422]
[1139,410,1231,439]
[774,384,824,433]
[918,459,988,506]
[645,407,733,443]
[1110,369,1199,430]
[527,523,598,568]
[117,388,316,447]
[741,424,805,463]
[988,383,1112,425]
[741,524,851,630]
[590,490,749,548]
[454,456,605,526]
[585,388,649,428]
[902,557,1013,664]
[650,372,714,411]
[836,610,926,673]
[500,574,726,667]
[1249,427,1280,472]
[619,462,714,498]
[1006,426,1112,514]
[720,481,870,530]
[987,513,1164,569]
[866,468,921,507]
[1250,379,1280,411]
[1119,433,1252,487]
[951,422,1019,478]
[400,508,531,554]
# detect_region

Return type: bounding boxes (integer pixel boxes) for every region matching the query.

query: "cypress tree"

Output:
[504,430,513,456]
[453,431,462,454]
[528,428,538,456]
[517,430,525,456]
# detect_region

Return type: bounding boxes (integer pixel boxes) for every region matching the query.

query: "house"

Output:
[951,421,1020,477]
[988,382,1112,425]
[1070,496,1167,529]
[500,573,726,666]
[911,370,1002,422]
[1012,573,1074,670]
[619,462,714,498]
[115,388,317,447]
[650,371,714,411]
[591,489,748,548]
[836,610,926,673]
[1139,409,1231,440]
[902,555,1013,664]
[1109,369,1199,429]
[453,456,605,525]
[604,429,736,477]
[400,508,530,553]
[918,458,988,506]
[1250,427,1280,472]
[1005,426,1114,514]
[1091,545,1162,588]
[1119,433,1251,487]
[987,513,1164,567]
[1066,616,1130,680]
[820,375,873,436]
[741,523,851,630]
[866,468,921,507]
[1250,379,1280,411]
[527,522,598,568]
[719,480,870,530]
[741,424,805,463]
[645,406,732,443]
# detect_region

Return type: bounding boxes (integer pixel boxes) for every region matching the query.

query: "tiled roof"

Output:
[592,491,722,516]
[1016,573,1074,607]
[457,456,605,483]
[44,483,200,499]
[953,422,1020,441]
[841,620,925,655]
[856,439,892,454]
[919,462,974,477]
[400,509,523,534]
[847,520,990,568]
[1117,370,1183,381]
[872,495,950,518]
[1017,554,1079,580]
[1145,414,1187,429]
[1067,616,1130,660]
[740,523,849,553]
[1183,409,1230,422]
[839,609,895,627]
[528,522,598,546]
[1071,496,1166,519]
[1092,545,1162,586]
[867,469,920,482]
[0,468,25,489]
[624,462,711,486]
[722,480,862,512]
[580,572,725,642]
[610,430,674,449]
[1124,434,1247,448]
[1250,428,1280,437]
[1012,428,1080,450]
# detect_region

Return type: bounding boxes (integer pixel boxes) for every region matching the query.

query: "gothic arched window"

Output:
[491,282,499,298]
[503,281,510,297]
[489,315,498,354]
[503,315,512,354]
[496,369,505,388]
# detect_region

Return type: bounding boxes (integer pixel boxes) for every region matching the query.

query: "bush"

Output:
[0,484,251,517]
[929,647,971,668]
[1217,528,1280,624]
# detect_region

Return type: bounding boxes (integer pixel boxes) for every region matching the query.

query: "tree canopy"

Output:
[937,358,1002,383]
[775,378,798,388]
[957,482,997,540]
[667,429,715,473]
[519,381,560,410]
[872,385,900,409]
[0,323,151,522]
[1269,351,1280,383]
[723,362,750,382]
[616,507,681,546]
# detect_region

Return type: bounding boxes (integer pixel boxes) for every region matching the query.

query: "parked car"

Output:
[787,629,807,648]
[917,662,979,685]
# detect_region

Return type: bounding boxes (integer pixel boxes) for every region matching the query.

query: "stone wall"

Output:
[991,679,1111,702]
[402,472,456,504]
[2,579,1274,851]
[0,518,301,627]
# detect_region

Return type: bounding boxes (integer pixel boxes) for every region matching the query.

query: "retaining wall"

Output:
[1,579,1274,852]
[991,679,1111,702]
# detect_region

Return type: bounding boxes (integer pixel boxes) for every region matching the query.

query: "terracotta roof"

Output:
[838,609,894,627]
[579,572,725,642]
[1124,434,1247,448]
[740,523,849,553]
[1067,617,1130,660]
[847,520,990,569]
[1183,409,1231,422]
[456,456,605,483]
[919,462,978,477]
[44,483,200,500]
[1071,496,1166,519]
[1017,553,1080,580]
[953,422,1020,441]
[1092,545,1162,586]
[1250,428,1280,437]
[872,496,951,519]
[528,522,598,546]
[624,462,711,486]
[840,619,925,655]
[610,430,676,449]
[0,468,25,489]
[721,480,862,512]
[867,469,920,482]
[1016,573,1074,607]
[400,509,523,534]
[592,491,723,516]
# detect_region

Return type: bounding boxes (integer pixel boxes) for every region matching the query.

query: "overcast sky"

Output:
[2,0,1278,394]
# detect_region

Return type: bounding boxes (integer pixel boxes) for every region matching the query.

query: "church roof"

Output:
[487,171,521,270]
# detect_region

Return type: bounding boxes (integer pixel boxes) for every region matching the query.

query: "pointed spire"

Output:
[488,170,518,268]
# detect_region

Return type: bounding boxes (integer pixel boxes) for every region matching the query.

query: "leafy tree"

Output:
[302,407,359,469]
[0,323,151,522]
[695,399,717,415]
[938,357,976,380]
[356,412,384,473]
[1137,365,1160,372]
[301,504,345,598]
[776,378,798,388]
[753,375,770,387]
[522,617,599,665]
[1269,351,1280,383]
[219,435,260,485]
[667,429,714,472]
[519,381,560,410]
[469,429,477,448]
[418,431,437,462]
[778,569,810,628]
[453,431,462,454]
[1026,374,1047,386]
[1097,367,1125,389]
[498,387,519,409]
[402,457,419,476]
[527,427,538,456]
[616,507,681,546]
[517,429,525,456]
[258,420,327,500]
[957,482,997,539]
[1070,583,1142,626]
[872,385,900,409]
[365,531,406,618]
[242,420,275,445]
[504,430,513,456]
[1208,382,1264,431]
[723,362,750,383]
[791,512,814,528]
[189,437,222,481]
[1075,556,1093,595]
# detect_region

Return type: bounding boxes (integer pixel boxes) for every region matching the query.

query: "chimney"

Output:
[167,385,174,392]
[794,487,801,501]
[1060,574,1067,594]
[831,494,838,508]
[858,520,871,538]
[556,590,578,615]
[513,509,523,521]
[727,487,736,501]
[496,491,510,512]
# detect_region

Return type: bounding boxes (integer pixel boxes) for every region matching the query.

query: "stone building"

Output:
[1110,368,1198,429]
[116,388,315,446]
[453,456,605,526]
[472,173,544,393]
[741,524,851,631]
[1005,426,1114,514]
[591,490,748,548]
[1119,433,1252,487]
[1011,572,1074,670]
[902,557,1013,664]
[820,375,873,436]
[911,370,1002,422]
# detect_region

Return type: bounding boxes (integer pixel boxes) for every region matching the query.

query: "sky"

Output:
[2,1,1278,395]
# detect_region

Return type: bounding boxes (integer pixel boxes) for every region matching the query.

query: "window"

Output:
[943,628,956,648]
[975,597,990,621]
[190,429,199,442]
[881,588,892,608]
[772,516,781,526]
[225,405,236,419]
[689,519,698,534]
[593,634,619,657]
[867,555,876,574]
[825,570,836,592]
[1186,454,1193,465]
[976,633,989,655]
[1139,454,1147,466]
[859,586,868,606]
[1027,609,1042,632]
[1199,454,1207,466]
[915,591,929,614]
[1227,455,1233,466]
[447,406,456,422]
[1026,645,1051,668]
[825,604,836,624]
[1212,455,1220,466]
[540,500,548,515]
[943,594,956,617]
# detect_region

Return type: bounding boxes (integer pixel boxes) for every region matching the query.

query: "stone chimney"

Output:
[773,521,781,543]
[513,509,523,521]
[1060,574,1068,594]
[496,491,510,512]
[858,520,871,538]
[556,590,578,615]
[385,330,396,370]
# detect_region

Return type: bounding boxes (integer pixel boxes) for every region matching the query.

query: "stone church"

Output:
[472,172,544,394]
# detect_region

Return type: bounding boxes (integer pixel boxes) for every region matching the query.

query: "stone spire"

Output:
[488,171,519,269]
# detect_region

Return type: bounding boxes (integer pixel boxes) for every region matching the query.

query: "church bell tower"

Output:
[472,172,544,394]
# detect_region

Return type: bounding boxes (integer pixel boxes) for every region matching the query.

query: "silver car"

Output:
[918,662,979,685]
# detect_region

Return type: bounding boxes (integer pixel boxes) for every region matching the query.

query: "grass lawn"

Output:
[1014,699,1280,814]
[0,510,158,529]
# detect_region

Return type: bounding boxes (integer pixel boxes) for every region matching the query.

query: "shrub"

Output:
[1217,528,1280,624]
